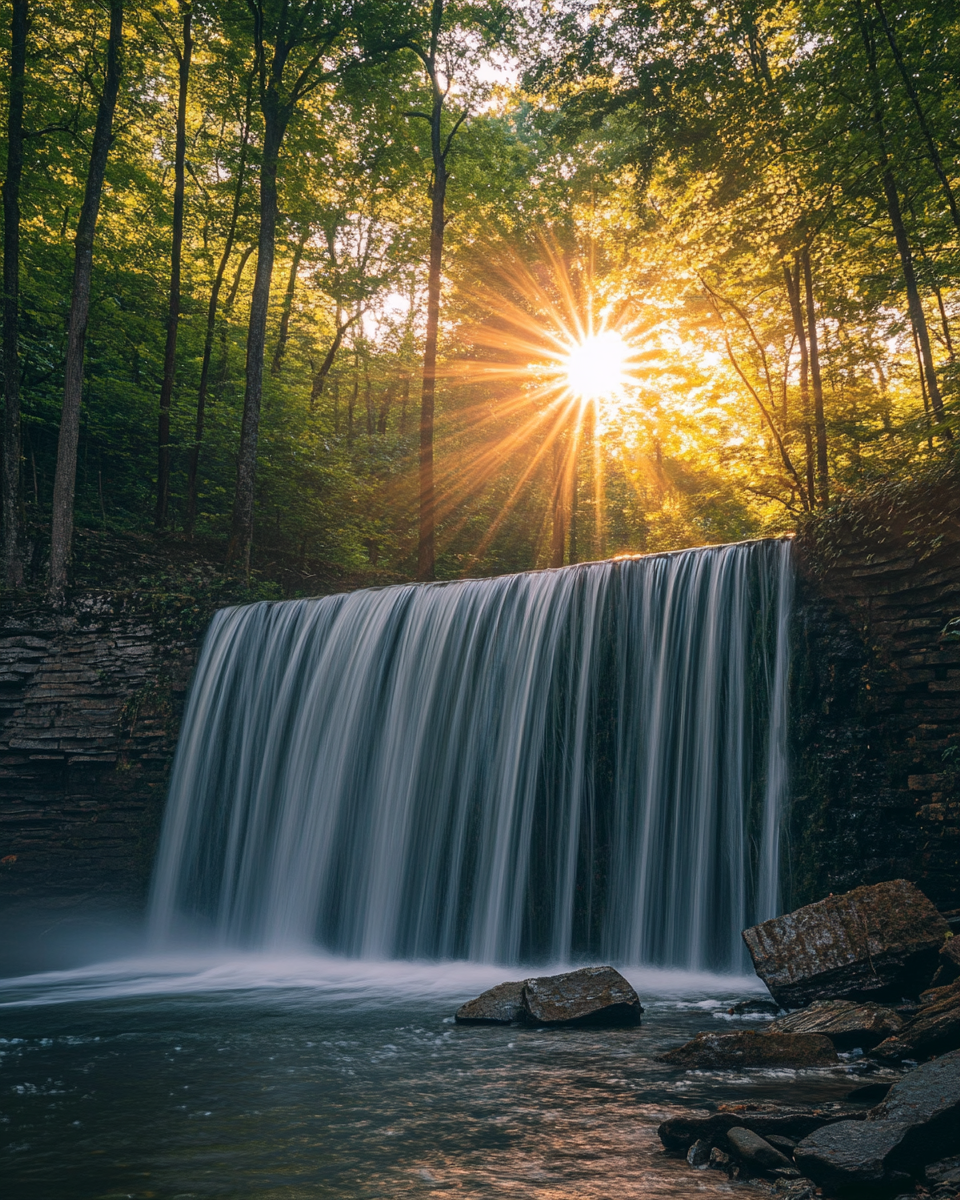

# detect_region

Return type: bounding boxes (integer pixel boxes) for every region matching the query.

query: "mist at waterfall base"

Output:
[1,540,881,1200]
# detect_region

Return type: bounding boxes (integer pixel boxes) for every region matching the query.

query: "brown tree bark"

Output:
[872,0,960,235]
[48,0,123,601]
[855,0,945,423]
[801,248,829,506]
[156,2,193,529]
[270,227,309,376]
[309,307,360,408]
[2,0,27,589]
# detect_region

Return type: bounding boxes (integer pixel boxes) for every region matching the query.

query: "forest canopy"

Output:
[0,0,957,595]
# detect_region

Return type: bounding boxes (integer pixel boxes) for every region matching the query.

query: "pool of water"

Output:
[0,954,889,1200]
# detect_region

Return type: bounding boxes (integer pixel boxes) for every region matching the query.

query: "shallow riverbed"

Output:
[0,954,887,1200]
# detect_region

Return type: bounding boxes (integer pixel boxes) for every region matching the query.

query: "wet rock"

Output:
[657,1029,837,1069]
[794,1120,915,1192]
[709,1147,730,1168]
[796,1050,960,1190]
[521,966,643,1028]
[741,879,949,1008]
[926,1154,960,1187]
[686,1138,711,1167]
[868,1047,960,1158]
[767,1134,799,1153]
[726,1126,794,1172]
[931,937,960,987]
[728,998,780,1017]
[455,980,525,1024]
[658,1102,862,1151]
[770,998,903,1050]
[871,979,960,1061]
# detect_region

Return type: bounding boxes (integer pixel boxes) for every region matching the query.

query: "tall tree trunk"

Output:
[156,3,193,529]
[855,0,945,423]
[226,99,287,570]
[801,249,829,506]
[872,0,960,234]
[187,93,252,534]
[48,0,123,601]
[418,87,447,581]
[783,261,816,505]
[270,228,308,376]
[2,0,27,589]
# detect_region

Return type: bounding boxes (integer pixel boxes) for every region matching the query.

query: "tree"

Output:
[1,0,27,588]
[155,0,194,528]
[402,0,513,579]
[224,0,353,571]
[48,0,124,600]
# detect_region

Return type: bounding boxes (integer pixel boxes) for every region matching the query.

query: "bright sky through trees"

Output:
[0,0,958,590]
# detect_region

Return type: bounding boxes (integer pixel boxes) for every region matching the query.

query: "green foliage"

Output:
[1,0,957,592]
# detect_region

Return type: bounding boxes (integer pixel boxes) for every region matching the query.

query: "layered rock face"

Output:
[0,593,195,906]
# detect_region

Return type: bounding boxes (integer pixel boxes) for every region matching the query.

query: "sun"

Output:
[563,330,630,402]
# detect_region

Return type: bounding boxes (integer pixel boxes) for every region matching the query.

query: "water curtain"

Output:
[150,539,792,971]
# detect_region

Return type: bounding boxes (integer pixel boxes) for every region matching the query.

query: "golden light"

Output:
[563,330,631,402]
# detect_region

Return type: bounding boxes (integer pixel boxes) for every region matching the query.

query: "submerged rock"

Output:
[770,998,903,1049]
[657,1029,837,1069]
[455,980,526,1024]
[741,879,949,1008]
[521,966,643,1027]
[871,978,960,1061]
[658,1102,863,1151]
[726,1126,794,1172]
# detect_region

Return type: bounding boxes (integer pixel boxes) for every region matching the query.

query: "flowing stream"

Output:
[149,538,792,971]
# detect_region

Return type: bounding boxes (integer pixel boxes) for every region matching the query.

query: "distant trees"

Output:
[0,0,957,595]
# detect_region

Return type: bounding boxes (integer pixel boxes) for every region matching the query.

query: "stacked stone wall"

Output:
[791,481,960,909]
[0,593,196,906]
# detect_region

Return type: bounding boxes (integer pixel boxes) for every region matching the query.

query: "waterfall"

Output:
[149,538,793,972]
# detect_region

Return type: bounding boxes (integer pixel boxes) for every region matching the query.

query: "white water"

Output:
[149,539,793,972]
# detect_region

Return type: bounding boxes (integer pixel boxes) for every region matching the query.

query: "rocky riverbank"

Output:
[455,879,960,1199]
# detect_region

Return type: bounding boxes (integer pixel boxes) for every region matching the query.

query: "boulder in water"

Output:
[657,1029,837,1069]
[521,966,643,1027]
[455,980,527,1024]
[770,998,902,1049]
[871,979,960,1061]
[741,879,949,1008]
[455,966,642,1027]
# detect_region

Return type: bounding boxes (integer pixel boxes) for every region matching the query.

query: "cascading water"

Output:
[149,538,792,972]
